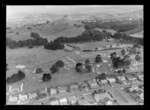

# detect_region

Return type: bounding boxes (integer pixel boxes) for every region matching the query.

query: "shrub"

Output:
[55,60,64,68]
[42,73,51,82]
[50,64,59,74]
[6,70,25,84]
[35,68,43,74]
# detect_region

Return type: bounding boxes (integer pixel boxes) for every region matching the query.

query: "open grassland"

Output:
[6,19,85,42]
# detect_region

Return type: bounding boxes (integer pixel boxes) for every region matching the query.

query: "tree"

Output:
[50,64,59,75]
[96,73,107,80]
[35,67,43,74]
[95,54,102,64]
[121,49,126,56]
[135,55,141,61]
[85,65,92,73]
[110,52,117,60]
[55,60,65,68]
[75,63,83,73]
[85,59,90,65]
[6,70,26,84]
[42,73,51,82]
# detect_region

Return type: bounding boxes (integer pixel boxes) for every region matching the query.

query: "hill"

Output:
[6,17,85,42]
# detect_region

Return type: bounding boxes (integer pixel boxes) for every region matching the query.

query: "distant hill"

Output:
[6,16,85,41]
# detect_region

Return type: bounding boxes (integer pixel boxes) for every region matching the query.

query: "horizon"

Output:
[7,5,143,19]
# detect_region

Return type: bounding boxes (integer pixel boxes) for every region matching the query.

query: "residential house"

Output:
[100,79,108,85]
[50,88,57,96]
[78,81,89,91]
[87,79,99,89]
[67,96,78,105]
[57,85,68,94]
[69,83,79,93]
[83,94,98,105]
[59,98,69,105]
[117,76,126,81]
[28,92,38,100]
[8,95,18,103]
[106,77,116,83]
[50,100,60,105]
[126,75,137,81]
[17,93,28,103]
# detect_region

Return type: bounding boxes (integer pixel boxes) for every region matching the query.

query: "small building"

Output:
[18,94,28,103]
[16,65,26,69]
[69,83,79,92]
[100,79,108,84]
[8,95,18,103]
[59,98,68,105]
[50,100,60,105]
[28,92,38,100]
[50,88,57,96]
[64,44,74,52]
[57,85,68,94]
[117,76,126,81]
[106,77,116,83]
[67,96,78,105]
[126,75,137,81]
[87,79,99,89]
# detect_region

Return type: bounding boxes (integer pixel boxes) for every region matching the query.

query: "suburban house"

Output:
[106,77,116,83]
[117,76,126,81]
[87,79,99,89]
[59,98,69,105]
[100,79,108,84]
[126,75,137,81]
[8,95,18,103]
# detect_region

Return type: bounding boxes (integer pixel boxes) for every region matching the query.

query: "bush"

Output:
[6,70,25,84]
[95,55,102,64]
[50,64,59,74]
[135,55,141,61]
[42,73,51,82]
[55,60,64,68]
[75,63,83,73]
[85,65,92,73]
[35,68,43,74]
[28,45,33,49]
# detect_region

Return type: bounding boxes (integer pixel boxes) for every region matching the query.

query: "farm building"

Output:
[64,44,74,52]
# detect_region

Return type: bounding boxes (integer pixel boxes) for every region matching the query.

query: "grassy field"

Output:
[6,19,85,42]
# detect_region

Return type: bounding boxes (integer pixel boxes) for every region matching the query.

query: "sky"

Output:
[7,5,143,18]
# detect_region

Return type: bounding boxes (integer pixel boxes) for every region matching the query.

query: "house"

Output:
[78,81,89,91]
[100,79,108,84]
[8,95,18,103]
[16,65,26,69]
[117,76,126,81]
[50,100,60,105]
[67,96,78,105]
[28,92,38,100]
[50,88,57,96]
[126,75,137,81]
[106,77,116,83]
[57,85,68,94]
[64,44,74,52]
[69,83,79,92]
[87,79,99,89]
[17,94,29,104]
[59,98,69,105]
[83,94,98,104]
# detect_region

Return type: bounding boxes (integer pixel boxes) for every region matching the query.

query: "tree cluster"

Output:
[6,32,48,49]
[42,73,52,82]
[44,41,64,50]
[82,20,142,33]
[50,60,65,75]
[6,70,26,84]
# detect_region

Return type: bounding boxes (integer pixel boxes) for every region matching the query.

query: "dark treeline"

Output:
[82,20,143,32]
[6,29,143,50]
[110,32,143,45]
[53,29,110,44]
[51,29,143,45]
[6,32,48,49]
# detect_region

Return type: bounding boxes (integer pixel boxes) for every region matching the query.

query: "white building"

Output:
[106,78,116,83]
[8,95,18,103]
[18,94,28,103]
[16,65,26,69]
[59,98,68,105]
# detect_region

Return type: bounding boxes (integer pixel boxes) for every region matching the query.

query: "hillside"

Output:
[6,17,85,41]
